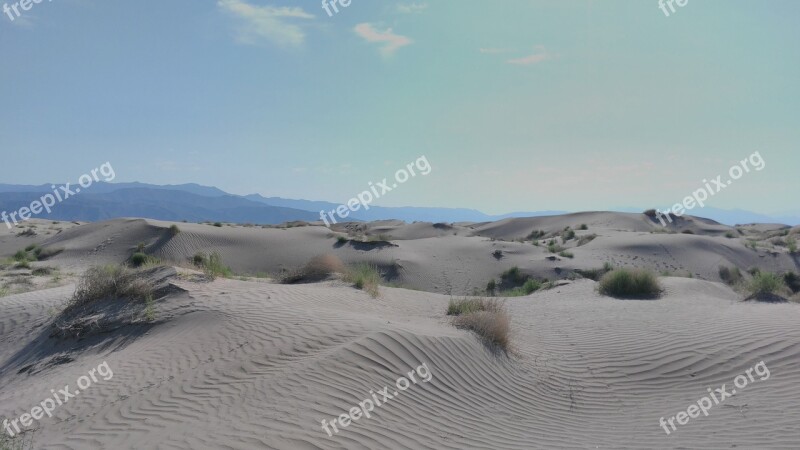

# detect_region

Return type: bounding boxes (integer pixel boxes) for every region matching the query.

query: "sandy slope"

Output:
[1,277,799,449]
[1,212,799,449]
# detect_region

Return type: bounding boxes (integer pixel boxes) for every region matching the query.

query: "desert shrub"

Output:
[24,244,36,252]
[213,222,223,227]
[447,297,502,316]
[130,252,159,267]
[576,263,613,281]
[725,231,736,238]
[336,236,348,244]
[526,230,545,240]
[579,224,588,230]
[486,279,496,295]
[718,266,743,286]
[500,267,526,284]
[748,272,786,296]
[643,209,657,218]
[280,254,344,284]
[169,224,181,236]
[65,265,154,313]
[32,267,55,276]
[35,247,63,260]
[681,230,695,234]
[506,279,542,296]
[598,268,662,299]
[17,228,37,237]
[14,261,31,269]
[577,234,597,246]
[201,252,233,279]
[343,263,381,298]
[12,250,30,262]
[562,229,576,241]
[559,251,574,258]
[547,243,565,253]
[492,249,503,259]
[448,298,510,350]
[788,236,797,254]
[192,252,207,266]
[747,267,761,276]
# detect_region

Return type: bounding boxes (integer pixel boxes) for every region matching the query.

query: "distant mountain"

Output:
[0,182,796,226]
[0,188,317,225]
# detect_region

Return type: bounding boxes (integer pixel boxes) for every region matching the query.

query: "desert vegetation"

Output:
[597,268,662,299]
[446,297,510,350]
[342,262,382,298]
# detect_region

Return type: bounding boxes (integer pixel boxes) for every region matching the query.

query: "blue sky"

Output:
[1,0,798,215]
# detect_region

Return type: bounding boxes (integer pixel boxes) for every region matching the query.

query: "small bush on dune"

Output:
[169,224,181,236]
[505,279,542,297]
[130,252,159,268]
[783,272,800,293]
[558,251,574,258]
[343,263,381,298]
[748,272,787,296]
[280,254,345,284]
[447,298,509,350]
[577,234,597,246]
[202,252,233,279]
[598,268,662,299]
[65,265,154,314]
[787,236,797,254]
[579,224,588,230]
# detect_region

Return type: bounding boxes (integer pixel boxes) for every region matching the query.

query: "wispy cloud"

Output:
[507,46,553,65]
[397,2,428,14]
[218,0,314,46]
[354,23,413,56]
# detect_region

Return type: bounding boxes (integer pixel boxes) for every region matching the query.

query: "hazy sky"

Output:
[1,0,798,215]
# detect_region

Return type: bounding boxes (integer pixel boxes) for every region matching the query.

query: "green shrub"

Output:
[562,229,576,241]
[447,297,502,316]
[343,263,381,298]
[213,222,223,227]
[748,272,786,296]
[169,224,181,236]
[579,224,588,230]
[202,252,233,279]
[783,272,800,293]
[598,268,662,299]
[12,250,29,262]
[24,244,36,252]
[131,253,150,267]
[506,279,542,296]
[558,251,574,258]
[547,243,565,253]
[526,230,545,240]
[486,279,496,295]
[788,236,797,254]
[192,252,207,266]
[725,231,736,238]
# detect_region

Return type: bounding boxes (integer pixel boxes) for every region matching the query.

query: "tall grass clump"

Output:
[199,252,233,279]
[343,263,382,298]
[65,265,154,314]
[748,272,787,296]
[169,224,181,236]
[598,268,662,299]
[447,298,510,350]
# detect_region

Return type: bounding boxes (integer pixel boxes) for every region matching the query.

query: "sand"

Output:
[1,212,799,449]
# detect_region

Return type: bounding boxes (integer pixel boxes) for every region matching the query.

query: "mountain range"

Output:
[0,182,796,226]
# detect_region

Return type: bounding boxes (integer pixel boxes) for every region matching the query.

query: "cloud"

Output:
[218,0,314,46]
[397,2,428,14]
[354,23,413,56]
[507,46,552,65]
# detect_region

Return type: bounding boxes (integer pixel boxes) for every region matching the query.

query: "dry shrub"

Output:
[342,263,381,298]
[452,310,510,350]
[280,254,345,284]
[598,268,662,299]
[65,265,154,314]
[447,298,510,350]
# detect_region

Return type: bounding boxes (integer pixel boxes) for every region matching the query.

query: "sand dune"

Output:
[1,213,798,449]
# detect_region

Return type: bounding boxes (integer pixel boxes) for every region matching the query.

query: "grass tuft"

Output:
[597,268,662,299]
[343,263,382,298]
